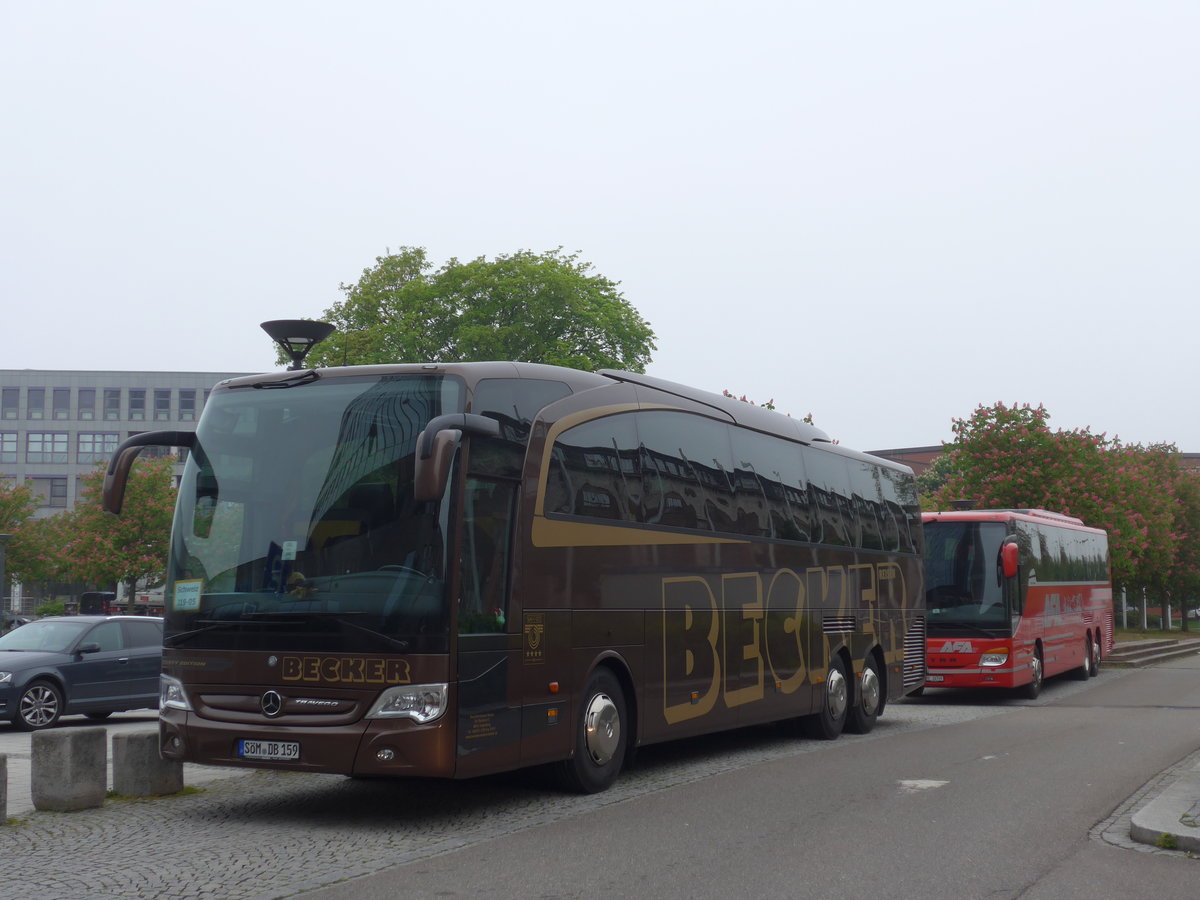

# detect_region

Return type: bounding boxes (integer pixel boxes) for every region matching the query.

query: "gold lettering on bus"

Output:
[280,656,413,685]
[661,563,907,724]
[662,577,721,724]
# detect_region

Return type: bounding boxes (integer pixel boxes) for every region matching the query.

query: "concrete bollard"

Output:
[1,753,7,822]
[112,730,183,797]
[32,727,107,811]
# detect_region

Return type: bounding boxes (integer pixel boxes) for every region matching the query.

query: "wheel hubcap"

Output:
[1031,655,1042,685]
[21,686,58,727]
[860,667,881,716]
[583,692,620,766]
[826,667,848,721]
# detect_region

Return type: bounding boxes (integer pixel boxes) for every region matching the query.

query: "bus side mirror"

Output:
[103,431,196,514]
[412,414,500,503]
[1001,542,1019,579]
[414,430,460,502]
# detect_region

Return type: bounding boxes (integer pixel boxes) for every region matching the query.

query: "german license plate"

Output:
[238,739,300,761]
[925,675,944,683]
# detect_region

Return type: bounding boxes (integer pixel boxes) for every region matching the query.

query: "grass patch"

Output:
[1115,626,1198,642]
[1156,832,1179,850]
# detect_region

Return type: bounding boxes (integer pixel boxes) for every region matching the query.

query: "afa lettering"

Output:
[661,563,906,725]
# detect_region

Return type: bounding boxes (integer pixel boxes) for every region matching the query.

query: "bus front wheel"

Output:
[559,668,627,794]
[802,656,849,740]
[1020,648,1043,700]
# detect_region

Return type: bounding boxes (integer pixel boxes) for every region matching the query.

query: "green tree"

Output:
[0,480,38,587]
[63,458,176,605]
[300,247,656,372]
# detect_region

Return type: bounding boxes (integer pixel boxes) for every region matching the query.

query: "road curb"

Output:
[1130,756,1200,853]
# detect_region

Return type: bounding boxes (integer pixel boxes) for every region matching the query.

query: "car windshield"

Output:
[0,620,89,653]
[165,373,464,654]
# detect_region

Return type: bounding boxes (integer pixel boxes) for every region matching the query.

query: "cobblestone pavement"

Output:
[4,670,1184,900]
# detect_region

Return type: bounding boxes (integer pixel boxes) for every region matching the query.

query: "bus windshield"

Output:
[923,521,1010,634]
[166,373,464,654]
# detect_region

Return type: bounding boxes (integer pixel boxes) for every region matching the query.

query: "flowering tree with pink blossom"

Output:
[64,457,176,605]
[926,402,1193,600]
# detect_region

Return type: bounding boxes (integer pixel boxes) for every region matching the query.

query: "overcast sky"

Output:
[3,2,1197,453]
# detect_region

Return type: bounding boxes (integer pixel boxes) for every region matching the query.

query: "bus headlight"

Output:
[160,674,193,711]
[365,683,448,723]
[979,649,1009,667]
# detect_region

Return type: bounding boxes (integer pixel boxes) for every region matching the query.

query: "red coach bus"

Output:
[104,362,925,792]
[921,508,1113,698]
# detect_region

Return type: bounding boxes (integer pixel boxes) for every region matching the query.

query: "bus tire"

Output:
[558,667,627,794]
[1088,634,1101,677]
[1074,638,1091,680]
[802,656,849,740]
[1019,647,1043,700]
[846,655,883,734]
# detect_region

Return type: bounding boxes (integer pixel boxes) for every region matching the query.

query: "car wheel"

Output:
[16,680,63,731]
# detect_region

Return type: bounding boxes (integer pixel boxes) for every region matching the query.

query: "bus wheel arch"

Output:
[846,647,885,735]
[557,661,632,794]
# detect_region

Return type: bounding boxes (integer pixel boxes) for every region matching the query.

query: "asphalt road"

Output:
[2,658,1199,900]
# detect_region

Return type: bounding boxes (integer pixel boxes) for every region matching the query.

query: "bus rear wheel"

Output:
[802,656,849,740]
[558,668,627,794]
[1088,634,1101,677]
[1074,638,1092,680]
[846,655,883,735]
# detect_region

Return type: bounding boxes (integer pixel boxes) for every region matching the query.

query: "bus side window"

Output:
[459,478,517,633]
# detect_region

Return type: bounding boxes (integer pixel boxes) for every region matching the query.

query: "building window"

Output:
[0,432,16,464]
[27,432,69,463]
[30,476,68,508]
[52,388,70,420]
[129,389,146,421]
[78,432,120,464]
[2,387,18,420]
[179,389,196,421]
[104,388,121,420]
[79,388,96,420]
[27,387,45,420]
[154,389,171,421]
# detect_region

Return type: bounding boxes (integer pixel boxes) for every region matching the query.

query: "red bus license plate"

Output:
[925,675,944,683]
[238,739,300,761]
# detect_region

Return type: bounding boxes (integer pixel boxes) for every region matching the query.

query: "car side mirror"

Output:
[77,642,102,654]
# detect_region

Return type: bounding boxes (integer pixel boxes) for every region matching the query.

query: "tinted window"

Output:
[731,429,811,540]
[639,412,734,533]
[804,449,855,547]
[546,414,641,522]
[471,378,572,478]
[121,619,163,647]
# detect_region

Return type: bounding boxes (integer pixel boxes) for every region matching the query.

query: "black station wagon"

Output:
[0,615,163,730]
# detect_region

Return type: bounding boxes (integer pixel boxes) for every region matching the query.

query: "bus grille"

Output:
[823,616,856,634]
[903,616,926,689]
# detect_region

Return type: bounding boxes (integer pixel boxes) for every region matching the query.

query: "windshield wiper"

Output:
[246,370,320,390]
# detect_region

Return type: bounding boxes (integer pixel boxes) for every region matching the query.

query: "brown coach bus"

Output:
[103,362,926,793]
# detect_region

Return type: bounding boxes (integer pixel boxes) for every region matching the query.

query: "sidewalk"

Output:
[1130,753,1200,853]
[2,725,242,818]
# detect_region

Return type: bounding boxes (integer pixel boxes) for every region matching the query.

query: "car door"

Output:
[118,619,164,706]
[62,620,130,710]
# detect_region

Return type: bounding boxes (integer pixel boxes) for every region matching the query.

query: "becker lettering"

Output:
[280,656,412,684]
[661,563,906,724]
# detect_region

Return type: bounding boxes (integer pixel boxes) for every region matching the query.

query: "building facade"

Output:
[1,369,250,518]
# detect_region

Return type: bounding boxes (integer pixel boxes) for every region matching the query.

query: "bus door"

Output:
[454,476,525,777]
